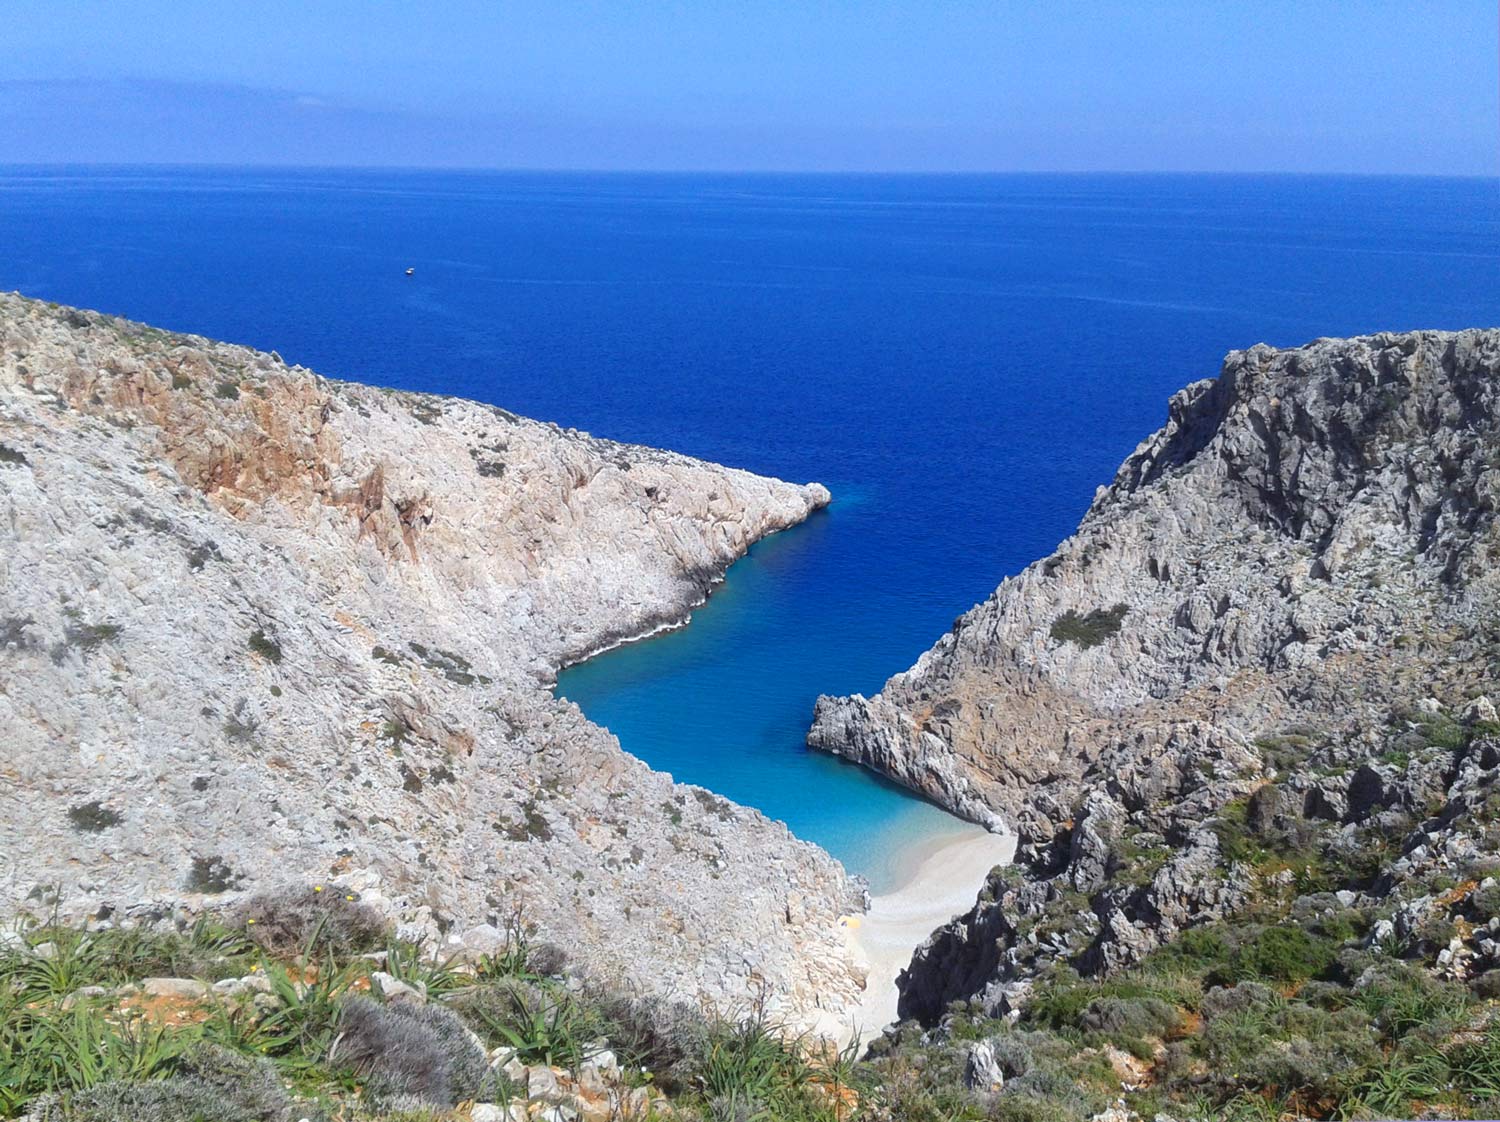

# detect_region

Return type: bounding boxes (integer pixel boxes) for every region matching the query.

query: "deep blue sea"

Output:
[6,169,1498,888]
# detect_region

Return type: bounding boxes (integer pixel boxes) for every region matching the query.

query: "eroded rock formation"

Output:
[0,294,862,1034]
[808,330,1500,1019]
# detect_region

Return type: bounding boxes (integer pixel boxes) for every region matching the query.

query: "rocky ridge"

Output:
[0,293,863,1033]
[807,329,1500,1022]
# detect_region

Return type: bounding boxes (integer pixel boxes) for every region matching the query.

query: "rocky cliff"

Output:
[0,294,864,1034]
[808,330,1500,1021]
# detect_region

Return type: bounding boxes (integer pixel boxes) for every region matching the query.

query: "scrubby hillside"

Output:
[812,330,1500,842]
[805,329,1500,1119]
[1,890,867,1122]
[0,293,861,1035]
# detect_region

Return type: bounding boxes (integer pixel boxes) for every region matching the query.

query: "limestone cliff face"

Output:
[0,294,860,1034]
[806,330,1500,1017]
[812,330,1500,841]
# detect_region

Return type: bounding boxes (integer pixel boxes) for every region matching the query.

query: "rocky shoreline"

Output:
[16,293,1500,1116]
[0,293,862,1035]
[809,327,1500,1021]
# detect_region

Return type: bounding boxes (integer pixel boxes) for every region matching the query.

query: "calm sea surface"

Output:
[5,169,1498,888]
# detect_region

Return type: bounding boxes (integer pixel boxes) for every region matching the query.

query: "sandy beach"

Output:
[839,822,1017,1042]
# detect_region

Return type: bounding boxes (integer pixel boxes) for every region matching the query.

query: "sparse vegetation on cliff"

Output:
[865,701,1500,1120]
[0,293,857,1035]
[1048,604,1128,649]
[1,892,866,1122]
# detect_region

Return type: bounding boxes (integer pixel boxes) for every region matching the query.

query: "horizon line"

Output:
[1,161,1497,180]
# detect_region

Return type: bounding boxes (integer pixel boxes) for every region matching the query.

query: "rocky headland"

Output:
[0,293,865,1035]
[808,330,1500,1116]
[15,294,1500,1119]
[812,330,1500,850]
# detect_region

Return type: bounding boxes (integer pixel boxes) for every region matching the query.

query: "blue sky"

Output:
[3,1,1495,173]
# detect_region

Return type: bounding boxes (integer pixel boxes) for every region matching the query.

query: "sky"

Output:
[3,1,1496,174]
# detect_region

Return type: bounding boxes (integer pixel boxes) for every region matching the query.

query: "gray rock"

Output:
[0,293,859,1035]
[525,1066,563,1102]
[370,971,426,1005]
[140,977,210,999]
[212,973,274,996]
[457,923,508,957]
[1464,696,1497,725]
[813,330,1500,843]
[815,328,1500,1020]
[60,985,109,1010]
[963,1038,1005,1092]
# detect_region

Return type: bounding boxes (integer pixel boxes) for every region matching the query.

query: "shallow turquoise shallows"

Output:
[5,170,1498,889]
[556,500,979,893]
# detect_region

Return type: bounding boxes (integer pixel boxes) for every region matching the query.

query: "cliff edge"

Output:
[0,294,862,1033]
[808,329,1500,1020]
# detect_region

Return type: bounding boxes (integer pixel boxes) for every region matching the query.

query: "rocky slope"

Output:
[807,329,1500,1023]
[0,293,864,1034]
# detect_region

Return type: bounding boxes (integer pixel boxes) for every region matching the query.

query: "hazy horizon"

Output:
[5,2,1496,175]
[5,160,1498,179]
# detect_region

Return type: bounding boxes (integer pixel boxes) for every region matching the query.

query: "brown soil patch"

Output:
[114,990,215,1027]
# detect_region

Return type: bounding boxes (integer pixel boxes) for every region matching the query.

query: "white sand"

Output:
[837,822,1016,1043]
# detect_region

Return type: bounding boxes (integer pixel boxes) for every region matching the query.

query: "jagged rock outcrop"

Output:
[807,329,1500,1020]
[0,294,862,1034]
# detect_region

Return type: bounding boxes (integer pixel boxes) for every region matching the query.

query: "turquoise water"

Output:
[556,500,974,892]
[5,170,1499,888]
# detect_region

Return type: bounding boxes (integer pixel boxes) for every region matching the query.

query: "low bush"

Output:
[1217,924,1336,985]
[67,801,124,833]
[247,629,283,664]
[696,1011,820,1118]
[1343,958,1471,1043]
[235,886,389,957]
[1191,985,1381,1104]
[1079,995,1182,1054]
[585,988,712,1092]
[1048,604,1127,649]
[329,997,493,1108]
[26,1052,293,1122]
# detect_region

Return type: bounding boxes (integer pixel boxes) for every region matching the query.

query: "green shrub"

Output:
[1,919,256,1006]
[1193,986,1381,1103]
[1210,798,1270,866]
[67,801,123,833]
[186,856,240,894]
[1346,960,1471,1043]
[51,622,123,663]
[451,977,601,1069]
[1024,961,1203,1038]
[1079,996,1182,1054]
[1049,604,1128,649]
[696,1010,816,1116]
[247,629,283,664]
[1415,714,1467,750]
[1220,925,1335,984]
[1151,925,1232,975]
[378,940,465,998]
[0,1003,194,1116]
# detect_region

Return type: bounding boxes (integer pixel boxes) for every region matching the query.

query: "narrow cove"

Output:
[554,502,986,896]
